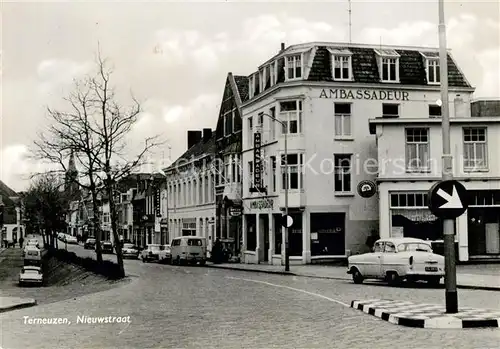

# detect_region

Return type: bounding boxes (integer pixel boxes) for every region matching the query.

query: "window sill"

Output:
[428,82,440,85]
[405,169,431,173]
[334,192,354,197]
[333,78,354,82]
[463,168,489,173]
[285,77,303,82]
[381,80,400,84]
[334,136,354,141]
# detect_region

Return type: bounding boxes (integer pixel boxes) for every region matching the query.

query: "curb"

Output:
[0,299,37,314]
[351,299,500,329]
[206,264,500,291]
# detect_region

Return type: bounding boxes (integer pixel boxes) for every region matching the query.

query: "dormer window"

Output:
[421,52,441,84]
[286,55,302,80]
[328,48,353,81]
[270,61,277,86]
[248,74,255,99]
[375,49,400,83]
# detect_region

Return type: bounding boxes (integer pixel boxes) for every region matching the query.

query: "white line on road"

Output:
[225,276,350,307]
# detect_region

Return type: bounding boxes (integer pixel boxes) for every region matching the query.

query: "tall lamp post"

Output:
[438,0,458,313]
[260,113,289,272]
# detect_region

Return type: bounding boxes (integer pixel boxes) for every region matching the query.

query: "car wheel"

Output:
[386,271,401,286]
[142,257,145,263]
[427,277,441,287]
[199,260,206,266]
[177,256,182,265]
[351,268,364,284]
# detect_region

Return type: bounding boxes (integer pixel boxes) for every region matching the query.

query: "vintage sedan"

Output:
[141,244,163,263]
[159,244,171,263]
[122,243,139,259]
[19,266,44,286]
[84,238,96,250]
[347,238,445,286]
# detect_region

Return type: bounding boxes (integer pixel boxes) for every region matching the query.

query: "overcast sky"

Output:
[1,0,499,192]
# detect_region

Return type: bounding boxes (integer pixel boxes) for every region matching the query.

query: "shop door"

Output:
[263,216,269,262]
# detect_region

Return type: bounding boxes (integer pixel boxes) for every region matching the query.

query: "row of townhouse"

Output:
[163,40,500,265]
[0,180,25,243]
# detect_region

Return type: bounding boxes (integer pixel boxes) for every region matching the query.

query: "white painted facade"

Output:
[372,97,500,261]
[164,156,216,249]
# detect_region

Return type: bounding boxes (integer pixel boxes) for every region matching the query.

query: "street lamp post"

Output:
[438,0,458,313]
[260,113,289,272]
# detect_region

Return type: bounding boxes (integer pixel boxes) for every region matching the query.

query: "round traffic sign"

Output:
[428,180,469,219]
[357,180,377,198]
[281,215,294,228]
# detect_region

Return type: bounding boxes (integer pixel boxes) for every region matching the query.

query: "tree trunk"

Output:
[106,180,125,277]
[90,190,103,263]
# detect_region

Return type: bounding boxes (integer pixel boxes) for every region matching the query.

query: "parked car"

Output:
[141,244,163,263]
[84,238,96,250]
[347,237,445,286]
[65,235,78,244]
[99,241,114,254]
[26,239,40,248]
[19,266,44,286]
[170,236,206,265]
[122,243,139,259]
[159,244,171,263]
[23,246,43,266]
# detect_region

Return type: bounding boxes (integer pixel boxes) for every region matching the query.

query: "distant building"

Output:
[214,72,248,257]
[240,41,472,264]
[163,129,216,249]
[0,180,24,244]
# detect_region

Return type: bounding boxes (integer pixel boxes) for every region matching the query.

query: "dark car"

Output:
[84,238,96,250]
[99,241,114,254]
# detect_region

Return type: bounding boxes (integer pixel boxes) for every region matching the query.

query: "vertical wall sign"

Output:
[253,132,262,189]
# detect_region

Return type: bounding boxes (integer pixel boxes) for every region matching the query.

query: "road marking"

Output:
[118,322,130,335]
[226,276,350,307]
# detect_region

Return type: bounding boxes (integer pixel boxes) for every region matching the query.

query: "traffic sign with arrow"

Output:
[428,180,469,219]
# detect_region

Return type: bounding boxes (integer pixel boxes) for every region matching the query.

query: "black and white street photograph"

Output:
[1,1,499,348]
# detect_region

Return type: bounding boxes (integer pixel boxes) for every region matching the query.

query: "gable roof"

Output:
[165,132,216,172]
[0,180,18,207]
[234,75,249,102]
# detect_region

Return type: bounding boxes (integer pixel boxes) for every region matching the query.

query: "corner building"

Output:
[240,41,472,265]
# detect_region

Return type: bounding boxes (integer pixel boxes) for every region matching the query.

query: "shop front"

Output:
[242,196,282,264]
[467,190,500,259]
[310,212,346,257]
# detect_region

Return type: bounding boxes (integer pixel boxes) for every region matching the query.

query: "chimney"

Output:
[203,128,212,142]
[187,130,202,149]
[280,42,285,52]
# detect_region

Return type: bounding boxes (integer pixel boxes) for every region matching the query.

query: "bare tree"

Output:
[22,173,67,249]
[31,48,163,276]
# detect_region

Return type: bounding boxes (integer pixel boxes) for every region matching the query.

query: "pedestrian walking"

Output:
[19,236,24,249]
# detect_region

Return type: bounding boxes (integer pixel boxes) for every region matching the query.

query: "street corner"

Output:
[350,299,500,329]
[0,296,37,313]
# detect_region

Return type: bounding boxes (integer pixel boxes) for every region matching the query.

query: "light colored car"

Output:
[141,244,163,262]
[347,237,445,286]
[65,235,78,244]
[159,245,171,263]
[122,243,139,259]
[19,266,43,286]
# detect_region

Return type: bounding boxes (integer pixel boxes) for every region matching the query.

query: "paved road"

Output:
[1,244,499,349]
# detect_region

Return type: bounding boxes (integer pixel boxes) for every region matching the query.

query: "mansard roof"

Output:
[247,41,472,102]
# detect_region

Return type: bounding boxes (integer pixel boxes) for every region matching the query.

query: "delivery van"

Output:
[170,236,206,265]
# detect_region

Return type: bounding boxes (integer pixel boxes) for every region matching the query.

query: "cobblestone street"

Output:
[1,245,499,348]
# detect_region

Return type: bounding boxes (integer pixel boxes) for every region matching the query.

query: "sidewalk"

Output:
[0,296,37,313]
[206,263,500,291]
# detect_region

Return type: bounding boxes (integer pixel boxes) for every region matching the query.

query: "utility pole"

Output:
[438,0,458,313]
[348,0,352,43]
[260,113,289,272]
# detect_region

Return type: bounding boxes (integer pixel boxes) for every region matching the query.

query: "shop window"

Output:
[288,213,303,256]
[246,216,256,251]
[310,212,346,256]
[274,214,282,254]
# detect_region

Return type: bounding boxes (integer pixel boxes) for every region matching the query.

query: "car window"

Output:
[384,243,396,253]
[373,242,384,252]
[398,243,432,252]
[187,239,203,246]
